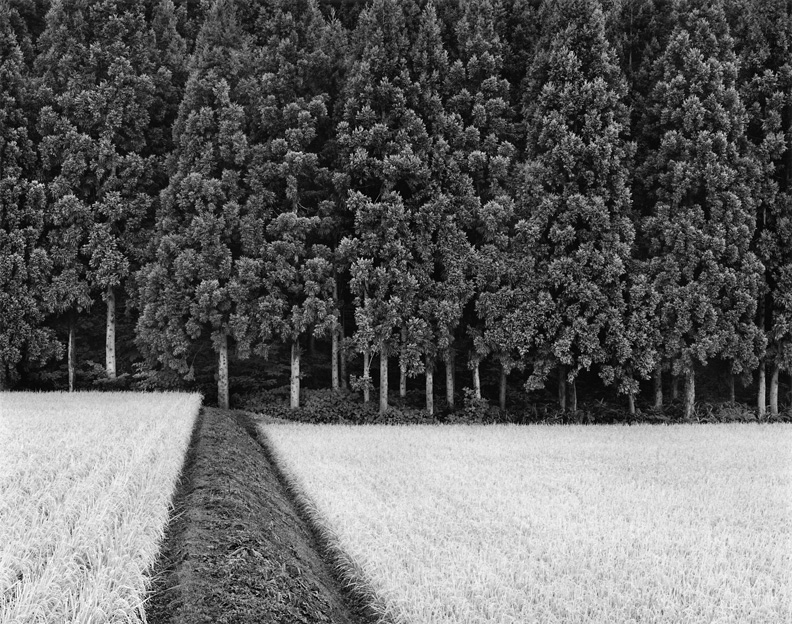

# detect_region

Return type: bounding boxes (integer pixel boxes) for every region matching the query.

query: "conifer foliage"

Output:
[3,0,792,419]
[639,0,763,418]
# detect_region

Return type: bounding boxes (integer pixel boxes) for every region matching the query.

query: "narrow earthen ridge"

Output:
[145,408,369,624]
[143,408,205,624]
[240,413,404,624]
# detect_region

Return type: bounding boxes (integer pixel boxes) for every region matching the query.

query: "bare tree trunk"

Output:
[290,341,300,409]
[558,366,566,411]
[218,330,229,409]
[671,374,679,401]
[569,378,577,413]
[446,349,455,409]
[770,363,779,416]
[339,323,347,390]
[400,326,407,399]
[728,371,735,403]
[684,368,695,420]
[653,365,663,408]
[758,361,766,419]
[379,341,388,414]
[499,365,507,410]
[362,349,370,404]
[331,322,339,392]
[425,356,434,416]
[628,392,635,416]
[106,285,116,379]
[472,358,481,399]
[68,313,76,392]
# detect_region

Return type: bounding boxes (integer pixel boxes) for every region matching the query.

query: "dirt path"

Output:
[145,408,374,624]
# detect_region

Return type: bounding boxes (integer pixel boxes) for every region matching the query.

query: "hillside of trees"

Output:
[2,0,791,421]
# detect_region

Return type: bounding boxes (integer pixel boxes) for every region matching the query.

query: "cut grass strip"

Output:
[0,391,201,624]
[262,423,792,624]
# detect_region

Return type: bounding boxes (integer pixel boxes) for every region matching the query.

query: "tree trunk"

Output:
[472,358,481,399]
[290,341,300,409]
[339,323,348,390]
[758,360,766,419]
[399,326,407,399]
[308,330,315,357]
[362,349,370,404]
[106,285,116,379]
[671,374,679,401]
[558,366,567,411]
[499,365,507,410]
[728,371,735,403]
[569,378,577,413]
[683,368,695,420]
[218,330,229,410]
[425,356,434,416]
[379,341,388,414]
[68,313,76,392]
[770,363,779,416]
[446,349,455,409]
[653,365,663,409]
[628,392,635,416]
[331,323,339,392]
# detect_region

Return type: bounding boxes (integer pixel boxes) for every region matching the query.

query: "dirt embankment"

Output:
[145,408,373,624]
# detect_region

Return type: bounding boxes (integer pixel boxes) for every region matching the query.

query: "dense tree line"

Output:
[1,0,791,419]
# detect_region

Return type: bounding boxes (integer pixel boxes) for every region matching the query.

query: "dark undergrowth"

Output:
[235,386,792,426]
[144,407,386,624]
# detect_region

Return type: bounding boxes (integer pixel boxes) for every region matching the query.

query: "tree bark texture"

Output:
[769,363,779,416]
[290,341,300,409]
[331,323,339,392]
[728,371,735,403]
[106,285,116,379]
[569,379,577,413]
[68,314,76,392]
[218,330,229,410]
[472,359,481,400]
[446,349,455,409]
[379,341,388,414]
[339,323,347,390]
[653,365,663,408]
[684,368,695,420]
[400,326,407,399]
[425,356,434,416]
[628,392,635,416]
[758,360,766,419]
[362,349,370,404]
[671,374,679,401]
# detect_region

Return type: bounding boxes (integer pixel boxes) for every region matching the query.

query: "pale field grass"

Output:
[263,423,792,624]
[0,391,201,624]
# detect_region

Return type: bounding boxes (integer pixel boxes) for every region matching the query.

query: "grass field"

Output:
[0,391,201,624]
[263,423,792,624]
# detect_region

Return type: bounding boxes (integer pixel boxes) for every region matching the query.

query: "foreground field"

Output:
[0,392,201,624]
[263,423,792,624]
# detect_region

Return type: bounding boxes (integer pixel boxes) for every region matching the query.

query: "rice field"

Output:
[263,423,792,624]
[0,391,201,624]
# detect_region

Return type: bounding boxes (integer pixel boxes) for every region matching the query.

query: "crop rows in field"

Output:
[0,392,201,624]
[263,423,792,624]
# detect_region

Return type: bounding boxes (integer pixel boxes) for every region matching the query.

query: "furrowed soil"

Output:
[145,407,374,624]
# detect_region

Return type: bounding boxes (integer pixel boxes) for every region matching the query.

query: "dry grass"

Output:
[0,391,201,624]
[263,423,792,624]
